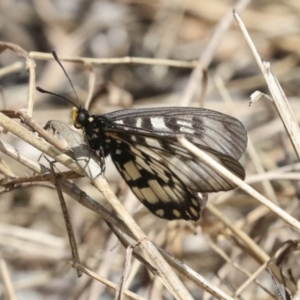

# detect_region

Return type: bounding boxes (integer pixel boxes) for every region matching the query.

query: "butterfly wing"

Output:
[108,135,208,220]
[93,107,247,220]
[104,107,247,160]
[106,131,245,220]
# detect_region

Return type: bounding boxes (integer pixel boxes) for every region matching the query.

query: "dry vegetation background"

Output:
[0,0,300,299]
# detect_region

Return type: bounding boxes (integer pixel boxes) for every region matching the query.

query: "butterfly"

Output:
[71,105,247,221]
[38,51,247,221]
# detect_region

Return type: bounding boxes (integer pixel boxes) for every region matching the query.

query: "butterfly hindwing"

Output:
[109,137,205,220]
[107,129,244,220]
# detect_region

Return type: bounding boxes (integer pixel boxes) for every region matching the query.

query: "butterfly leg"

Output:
[99,146,106,173]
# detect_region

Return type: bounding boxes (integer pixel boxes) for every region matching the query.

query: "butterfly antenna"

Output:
[51,50,81,107]
[36,86,79,108]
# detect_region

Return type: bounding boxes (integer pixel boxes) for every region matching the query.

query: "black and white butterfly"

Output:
[38,51,247,221]
[72,105,247,221]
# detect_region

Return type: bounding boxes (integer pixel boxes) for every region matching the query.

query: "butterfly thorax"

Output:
[72,106,113,157]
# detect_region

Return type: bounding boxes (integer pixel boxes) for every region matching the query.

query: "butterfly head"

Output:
[72,106,90,129]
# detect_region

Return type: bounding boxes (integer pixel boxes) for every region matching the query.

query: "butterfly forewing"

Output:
[76,106,247,221]
[104,107,247,160]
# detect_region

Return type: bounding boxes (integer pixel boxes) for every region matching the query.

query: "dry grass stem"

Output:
[234,10,300,160]
[0,112,83,175]
[29,52,198,68]
[180,0,251,107]
[73,262,146,300]
[0,259,17,300]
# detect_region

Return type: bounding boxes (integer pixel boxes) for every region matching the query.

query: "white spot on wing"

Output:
[129,146,143,157]
[148,179,169,202]
[180,127,195,134]
[150,117,169,131]
[145,137,161,148]
[132,187,145,200]
[135,156,153,174]
[124,161,142,180]
[172,209,181,218]
[177,120,190,127]
[177,120,195,134]
[115,120,124,125]
[155,209,164,217]
[136,118,142,128]
[140,187,159,204]
[190,207,199,218]
[145,160,169,179]
[150,166,169,182]
[164,186,179,201]
[192,198,199,207]
[186,211,192,218]
[136,145,162,161]
[173,187,184,200]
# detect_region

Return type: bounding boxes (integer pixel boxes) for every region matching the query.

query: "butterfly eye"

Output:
[77,112,87,124]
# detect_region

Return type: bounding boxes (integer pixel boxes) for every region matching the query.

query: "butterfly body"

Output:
[72,106,247,221]
[72,107,114,157]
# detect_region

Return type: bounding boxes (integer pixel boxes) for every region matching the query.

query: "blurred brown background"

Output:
[0,0,300,299]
